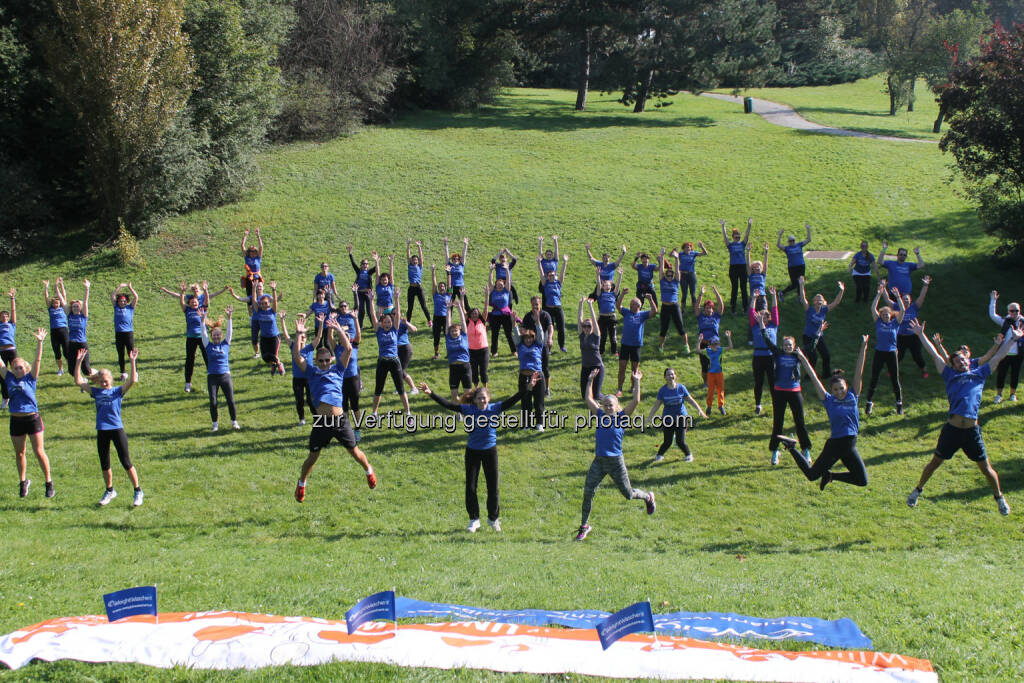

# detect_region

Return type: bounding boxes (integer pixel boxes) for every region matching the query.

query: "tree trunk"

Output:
[633,68,653,113]
[907,79,915,112]
[932,106,945,133]
[575,28,590,111]
[888,75,898,115]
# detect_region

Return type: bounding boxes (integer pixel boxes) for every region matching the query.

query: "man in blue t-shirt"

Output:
[777,223,811,298]
[906,320,1022,515]
[877,240,925,296]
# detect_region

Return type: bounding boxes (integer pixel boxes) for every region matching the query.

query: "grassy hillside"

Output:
[1,88,1022,682]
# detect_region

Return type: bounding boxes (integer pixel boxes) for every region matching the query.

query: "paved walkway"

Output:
[701,93,936,144]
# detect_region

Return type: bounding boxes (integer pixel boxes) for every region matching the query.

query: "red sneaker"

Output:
[922,370,929,379]
[366,470,378,489]
[294,480,305,503]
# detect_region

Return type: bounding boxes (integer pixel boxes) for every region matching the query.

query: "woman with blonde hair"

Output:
[43,279,70,376]
[0,288,18,410]
[1,328,53,498]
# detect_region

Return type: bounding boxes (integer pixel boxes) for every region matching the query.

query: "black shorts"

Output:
[449,363,471,391]
[10,414,44,437]
[619,344,641,363]
[935,423,987,462]
[308,412,357,451]
[398,344,412,371]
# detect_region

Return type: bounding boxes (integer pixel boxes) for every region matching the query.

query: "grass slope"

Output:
[1,88,1022,682]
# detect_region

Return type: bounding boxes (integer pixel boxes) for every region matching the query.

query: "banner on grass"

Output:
[596,602,654,650]
[345,591,395,635]
[394,596,871,649]
[0,611,935,681]
[102,586,157,623]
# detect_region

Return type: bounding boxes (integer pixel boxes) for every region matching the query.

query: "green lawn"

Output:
[1,87,1022,681]
[724,75,943,140]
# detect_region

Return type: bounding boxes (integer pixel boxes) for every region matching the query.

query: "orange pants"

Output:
[706,372,725,408]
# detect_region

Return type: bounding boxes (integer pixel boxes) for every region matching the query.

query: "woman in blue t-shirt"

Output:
[252,283,285,376]
[405,240,431,325]
[539,254,569,352]
[847,241,875,303]
[656,249,690,354]
[66,279,95,378]
[178,284,211,392]
[313,261,338,307]
[896,276,932,379]
[593,268,623,357]
[745,242,770,300]
[797,276,845,378]
[864,284,907,416]
[776,223,811,298]
[693,284,724,387]
[200,307,240,432]
[74,346,144,506]
[676,240,709,307]
[306,288,333,350]
[631,252,660,308]
[486,267,517,357]
[43,279,71,376]
[241,228,264,301]
[720,218,752,313]
[0,288,18,408]
[110,283,139,381]
[369,292,411,416]
[1,328,53,498]
[430,265,452,360]
[347,244,377,330]
[776,335,869,491]
[757,315,812,466]
[419,375,535,533]
[513,323,547,430]
[647,367,706,462]
[444,236,470,310]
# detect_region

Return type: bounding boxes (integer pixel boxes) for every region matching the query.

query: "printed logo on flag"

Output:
[346,590,396,635]
[102,586,157,622]
[596,601,653,650]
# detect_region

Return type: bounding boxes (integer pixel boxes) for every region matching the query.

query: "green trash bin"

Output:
[743,97,753,114]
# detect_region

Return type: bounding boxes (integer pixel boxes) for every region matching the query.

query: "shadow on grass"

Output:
[700,538,872,555]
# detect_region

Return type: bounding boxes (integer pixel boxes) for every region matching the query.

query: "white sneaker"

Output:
[56,369,64,377]
[654,454,664,462]
[536,424,545,432]
[488,519,502,532]
[1,399,7,412]
[1011,393,1018,402]
[184,383,192,393]
[211,422,219,432]
[754,404,762,415]
[232,420,240,430]
[467,519,481,533]
[770,450,779,466]
[997,496,1010,516]
[132,489,144,507]
[99,489,117,506]
[994,394,1003,404]
[252,353,260,359]
[684,453,694,462]
[298,419,306,426]
[120,373,128,381]
[408,387,419,395]
[907,488,921,508]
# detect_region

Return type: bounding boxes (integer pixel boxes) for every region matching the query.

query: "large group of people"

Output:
[2,226,1021,538]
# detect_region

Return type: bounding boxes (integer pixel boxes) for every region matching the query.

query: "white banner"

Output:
[0,611,937,682]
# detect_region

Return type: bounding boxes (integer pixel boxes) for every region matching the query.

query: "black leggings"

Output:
[68,341,92,376]
[995,353,1023,392]
[783,435,867,486]
[752,355,774,406]
[97,428,133,471]
[853,275,872,303]
[680,271,698,306]
[866,350,901,403]
[897,334,926,371]
[698,339,710,378]
[581,365,604,400]
[432,315,446,354]
[207,373,237,422]
[0,349,15,400]
[728,264,748,313]
[292,376,314,421]
[449,363,471,391]
[115,331,135,374]
[770,389,810,450]
[469,348,489,385]
[259,335,281,364]
[406,284,430,323]
[543,306,565,349]
[782,265,805,295]
[658,303,685,338]
[465,446,499,521]
[636,282,658,308]
[185,336,207,383]
[374,357,404,396]
[802,334,831,378]
[519,372,546,427]
[489,314,515,354]
[249,318,259,348]
[343,375,361,413]
[657,422,690,457]
[356,290,372,329]
[50,327,70,363]
[598,314,617,355]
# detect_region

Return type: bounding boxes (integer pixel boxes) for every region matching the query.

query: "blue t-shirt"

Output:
[355,269,372,290]
[593,260,617,282]
[113,304,134,333]
[433,292,451,318]
[291,342,314,378]
[304,364,345,407]
[340,344,360,378]
[804,307,827,338]
[635,263,657,286]
[376,326,400,358]
[852,251,874,276]
[748,272,766,295]
[0,322,14,347]
[898,303,919,336]
[597,291,617,315]
[942,364,991,420]
[460,402,507,450]
[448,261,465,287]
[90,385,125,431]
[784,242,807,267]
[252,309,279,337]
[657,384,690,416]
[408,263,422,285]
[184,308,203,338]
[705,346,724,373]
[206,339,231,375]
[881,260,918,295]
[659,278,679,304]
[313,272,335,292]
[540,258,558,274]
[753,324,777,357]
[446,332,470,364]
[620,308,652,346]
[823,391,859,438]
[518,342,543,372]
[337,313,358,341]
[68,313,88,343]
[727,241,747,265]
[677,252,699,272]
[697,312,721,339]
[543,280,562,307]
[494,260,514,281]
[595,409,628,457]
[245,255,261,274]
[48,306,68,330]
[489,288,510,311]
[376,283,395,310]
[396,321,411,346]
[4,373,38,413]
[309,301,331,330]
[773,351,801,390]
[875,318,899,352]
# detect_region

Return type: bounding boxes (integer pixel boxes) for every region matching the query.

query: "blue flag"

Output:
[596,601,654,650]
[346,590,396,635]
[102,586,157,623]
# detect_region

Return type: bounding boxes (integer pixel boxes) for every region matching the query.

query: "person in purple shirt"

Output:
[1,328,53,499]
[777,334,869,491]
[895,276,931,379]
[720,217,752,313]
[777,223,811,298]
[876,240,925,296]
[864,284,907,416]
[906,320,1023,515]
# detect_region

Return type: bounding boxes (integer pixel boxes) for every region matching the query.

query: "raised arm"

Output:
[577,298,586,329]
[931,332,951,364]
[584,368,601,414]
[461,236,469,263]
[622,369,643,415]
[796,275,809,310]
[852,334,869,395]
[892,286,907,322]
[828,281,845,311]
[795,347,827,401]
[914,246,924,269]
[199,310,211,346]
[914,276,930,308]
[82,279,91,317]
[430,265,439,294]
[538,236,545,259]
[719,219,730,248]
[552,235,560,261]
[255,228,264,257]
[776,229,785,251]
[987,327,1023,369]
[110,284,121,306]
[804,223,812,246]
[43,281,51,310]
[910,320,947,374]
[697,240,709,256]
[537,256,545,280]
[762,242,770,274]
[241,229,249,257]
[871,284,884,322]
[73,347,91,390]
[657,248,666,281]
[989,291,1004,325]
[743,218,753,244]
[225,286,248,303]
[559,253,568,281]
[745,244,754,275]
[406,239,412,262]
[224,309,233,345]
[122,348,138,394]
[56,277,69,310]
[875,240,888,274]
[713,285,724,314]
[270,281,279,312]
[29,328,45,379]
[976,335,1003,366]
[694,285,705,318]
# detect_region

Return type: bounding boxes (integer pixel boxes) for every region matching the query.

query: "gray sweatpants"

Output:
[580,455,648,526]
